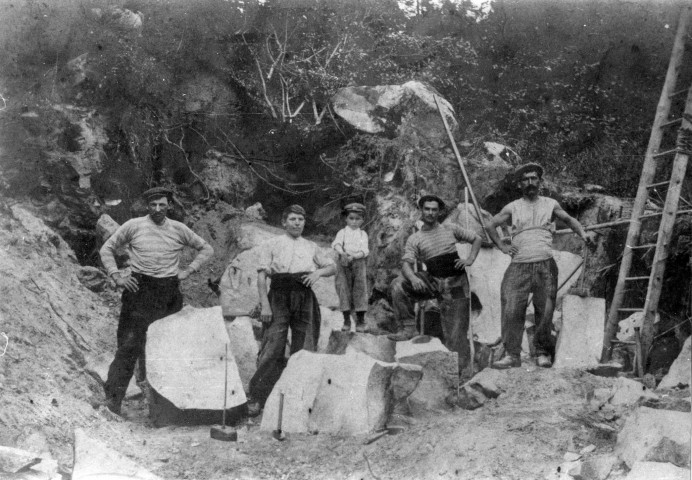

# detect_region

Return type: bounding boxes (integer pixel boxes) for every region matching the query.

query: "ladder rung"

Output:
[653,148,679,159]
[625,276,650,281]
[646,181,670,189]
[618,308,644,312]
[668,88,689,98]
[639,211,664,219]
[629,243,657,249]
[660,118,683,128]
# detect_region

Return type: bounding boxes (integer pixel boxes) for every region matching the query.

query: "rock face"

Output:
[554,295,605,368]
[395,337,459,412]
[199,149,257,204]
[616,406,691,468]
[331,80,457,137]
[259,350,422,435]
[658,336,691,390]
[72,429,162,480]
[218,222,339,317]
[146,306,247,411]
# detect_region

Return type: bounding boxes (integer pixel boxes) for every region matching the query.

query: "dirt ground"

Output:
[0,203,661,480]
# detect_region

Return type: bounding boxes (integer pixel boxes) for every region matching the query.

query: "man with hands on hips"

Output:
[99,186,213,415]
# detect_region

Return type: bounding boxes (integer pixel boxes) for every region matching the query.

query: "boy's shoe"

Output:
[491,354,521,370]
[341,323,352,332]
[247,401,262,417]
[105,398,122,415]
[536,355,552,368]
[387,327,418,342]
[355,322,366,333]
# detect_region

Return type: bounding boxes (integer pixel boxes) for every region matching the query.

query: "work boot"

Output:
[536,354,552,368]
[105,397,122,415]
[387,327,418,342]
[355,322,366,333]
[491,354,521,370]
[246,401,262,417]
[341,322,351,332]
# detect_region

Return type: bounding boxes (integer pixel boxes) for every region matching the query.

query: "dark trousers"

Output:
[248,284,321,406]
[500,258,558,357]
[104,274,183,405]
[335,257,368,312]
[390,273,471,371]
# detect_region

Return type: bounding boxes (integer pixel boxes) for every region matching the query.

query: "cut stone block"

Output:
[609,377,658,406]
[84,352,140,400]
[0,446,40,474]
[624,461,691,480]
[259,350,422,435]
[317,307,347,353]
[616,407,691,468]
[224,314,259,392]
[458,245,582,345]
[325,330,396,363]
[146,306,246,410]
[457,368,508,410]
[658,336,691,390]
[554,295,605,369]
[72,429,163,480]
[395,336,458,412]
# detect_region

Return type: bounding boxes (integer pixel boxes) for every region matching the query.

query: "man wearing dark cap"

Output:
[99,187,214,415]
[389,194,482,374]
[485,163,590,369]
[247,204,335,416]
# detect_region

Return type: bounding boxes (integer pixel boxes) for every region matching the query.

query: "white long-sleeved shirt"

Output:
[100,215,213,278]
[257,233,334,275]
[331,227,369,259]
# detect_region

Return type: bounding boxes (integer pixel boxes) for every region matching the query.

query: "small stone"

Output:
[564,452,582,462]
[579,444,596,455]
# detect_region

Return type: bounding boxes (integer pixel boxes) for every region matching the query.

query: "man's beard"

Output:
[523,185,538,196]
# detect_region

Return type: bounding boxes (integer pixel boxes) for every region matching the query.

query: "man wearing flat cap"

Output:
[389,194,482,374]
[99,186,214,415]
[485,163,590,369]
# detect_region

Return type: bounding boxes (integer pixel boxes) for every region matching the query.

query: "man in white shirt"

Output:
[99,187,213,415]
[247,204,335,416]
[485,163,590,369]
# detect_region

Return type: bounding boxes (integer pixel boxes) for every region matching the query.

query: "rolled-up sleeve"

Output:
[313,246,335,269]
[453,225,479,244]
[401,236,418,265]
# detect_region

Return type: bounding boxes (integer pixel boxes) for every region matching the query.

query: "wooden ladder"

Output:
[602,6,692,367]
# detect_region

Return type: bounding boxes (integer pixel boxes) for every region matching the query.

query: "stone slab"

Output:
[146,306,246,410]
[624,461,690,480]
[554,295,605,368]
[609,377,658,406]
[616,406,691,468]
[658,336,691,390]
[72,429,163,480]
[259,350,422,435]
[0,446,40,474]
[578,454,618,480]
[325,330,396,363]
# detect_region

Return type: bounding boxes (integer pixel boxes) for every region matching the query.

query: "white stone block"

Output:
[554,295,605,369]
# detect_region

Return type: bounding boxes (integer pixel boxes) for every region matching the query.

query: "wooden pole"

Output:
[434,95,491,242]
[465,187,474,379]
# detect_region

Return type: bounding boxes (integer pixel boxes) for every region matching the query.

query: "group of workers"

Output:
[99,161,591,418]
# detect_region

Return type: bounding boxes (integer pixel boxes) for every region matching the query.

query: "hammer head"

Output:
[210,425,238,442]
[272,429,286,441]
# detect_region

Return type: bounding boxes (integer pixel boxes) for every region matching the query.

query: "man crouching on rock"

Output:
[388,194,482,375]
[246,205,336,417]
[485,163,591,370]
[99,187,214,415]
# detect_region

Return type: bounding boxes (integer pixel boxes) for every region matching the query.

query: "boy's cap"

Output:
[343,202,366,215]
[142,186,173,200]
[417,194,446,210]
[514,163,544,181]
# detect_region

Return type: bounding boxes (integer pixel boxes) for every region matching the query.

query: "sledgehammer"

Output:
[210,344,237,442]
[272,392,286,441]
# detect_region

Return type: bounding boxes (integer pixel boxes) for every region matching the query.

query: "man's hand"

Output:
[409,275,427,293]
[177,267,192,281]
[302,271,321,288]
[260,302,272,325]
[501,244,518,257]
[582,231,598,247]
[115,274,139,293]
[339,253,351,267]
[455,257,474,269]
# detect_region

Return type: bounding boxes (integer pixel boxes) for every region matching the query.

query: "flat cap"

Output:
[514,163,544,181]
[417,194,446,210]
[141,186,173,200]
[343,202,366,215]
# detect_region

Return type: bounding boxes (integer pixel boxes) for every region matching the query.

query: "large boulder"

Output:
[331,80,457,138]
[616,406,691,468]
[554,295,605,369]
[658,336,691,390]
[219,223,339,317]
[146,306,247,412]
[259,350,422,435]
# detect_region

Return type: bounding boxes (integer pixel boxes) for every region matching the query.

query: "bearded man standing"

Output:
[99,187,214,415]
[485,163,590,369]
